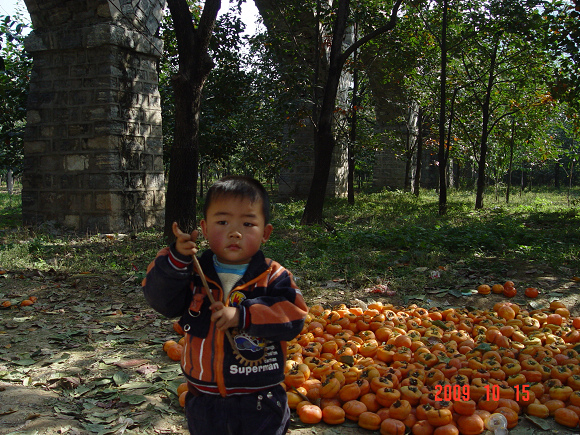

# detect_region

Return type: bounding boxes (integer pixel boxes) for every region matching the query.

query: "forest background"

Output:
[0,0,578,318]
[0,1,580,434]
[0,0,578,291]
[0,0,579,302]
[0,0,579,224]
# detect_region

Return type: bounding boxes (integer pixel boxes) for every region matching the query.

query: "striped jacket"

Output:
[142,247,308,397]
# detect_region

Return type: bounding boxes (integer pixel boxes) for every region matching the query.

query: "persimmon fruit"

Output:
[298,404,323,424]
[177,382,188,396]
[524,287,539,298]
[322,405,345,425]
[163,295,580,432]
[163,340,178,352]
[166,343,184,361]
[554,407,579,428]
[491,284,504,294]
[502,286,517,298]
[179,390,187,407]
[477,284,491,295]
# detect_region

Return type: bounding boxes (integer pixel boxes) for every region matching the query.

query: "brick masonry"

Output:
[21,0,166,233]
[20,0,417,226]
[278,121,348,200]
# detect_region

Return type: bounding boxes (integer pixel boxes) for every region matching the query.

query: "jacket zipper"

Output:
[205,278,227,397]
[199,268,271,397]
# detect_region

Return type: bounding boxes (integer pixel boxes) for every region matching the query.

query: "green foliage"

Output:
[264,189,580,291]
[0,189,578,295]
[543,0,580,115]
[0,227,164,277]
[159,4,294,182]
[0,13,31,174]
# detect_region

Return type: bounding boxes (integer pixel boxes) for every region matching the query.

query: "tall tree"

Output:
[163,0,221,240]
[457,0,550,209]
[437,0,449,214]
[0,14,30,180]
[408,0,465,207]
[301,0,403,224]
[347,23,359,205]
[544,0,580,114]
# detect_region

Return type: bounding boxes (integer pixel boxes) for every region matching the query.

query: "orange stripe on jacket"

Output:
[249,299,308,326]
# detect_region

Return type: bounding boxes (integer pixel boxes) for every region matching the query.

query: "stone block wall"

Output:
[22,0,166,233]
[373,147,407,189]
[278,122,348,200]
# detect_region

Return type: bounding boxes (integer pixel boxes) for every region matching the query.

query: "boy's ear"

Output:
[262,223,273,243]
[200,219,208,239]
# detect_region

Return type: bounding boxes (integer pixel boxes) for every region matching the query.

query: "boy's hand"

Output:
[210,302,240,331]
[172,222,198,257]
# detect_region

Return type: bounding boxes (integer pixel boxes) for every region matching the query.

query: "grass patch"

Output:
[0,187,22,228]
[263,188,580,292]
[0,187,579,294]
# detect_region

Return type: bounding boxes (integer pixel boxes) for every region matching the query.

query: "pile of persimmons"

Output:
[282,287,580,434]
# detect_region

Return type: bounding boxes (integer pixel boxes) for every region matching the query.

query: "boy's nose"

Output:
[229,230,242,239]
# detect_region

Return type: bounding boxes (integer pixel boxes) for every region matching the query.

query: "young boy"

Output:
[143,175,308,435]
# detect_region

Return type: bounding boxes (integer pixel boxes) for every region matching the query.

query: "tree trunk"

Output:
[163,0,220,241]
[199,161,204,198]
[404,121,413,191]
[444,88,457,190]
[413,109,423,197]
[347,139,355,204]
[347,24,359,205]
[475,35,500,210]
[301,0,350,224]
[568,160,574,206]
[6,168,13,195]
[437,0,448,215]
[405,155,412,191]
[301,0,402,224]
[506,117,515,204]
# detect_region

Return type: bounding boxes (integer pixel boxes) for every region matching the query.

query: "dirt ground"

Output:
[1,262,579,434]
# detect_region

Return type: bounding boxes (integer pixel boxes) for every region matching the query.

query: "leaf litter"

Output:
[1,261,579,434]
[0,271,188,434]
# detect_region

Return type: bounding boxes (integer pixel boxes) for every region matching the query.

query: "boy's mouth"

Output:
[227,244,241,250]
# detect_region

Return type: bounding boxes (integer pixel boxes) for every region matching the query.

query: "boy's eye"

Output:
[217,221,227,225]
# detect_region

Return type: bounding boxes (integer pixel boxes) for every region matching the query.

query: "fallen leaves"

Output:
[0,406,18,416]
[363,284,395,296]
[113,358,149,369]
[0,271,189,434]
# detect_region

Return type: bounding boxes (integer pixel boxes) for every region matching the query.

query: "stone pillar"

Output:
[373,148,407,189]
[369,78,410,191]
[21,0,166,233]
[278,122,348,200]
[255,0,349,200]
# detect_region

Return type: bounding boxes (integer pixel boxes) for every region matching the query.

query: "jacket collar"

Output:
[198,249,269,288]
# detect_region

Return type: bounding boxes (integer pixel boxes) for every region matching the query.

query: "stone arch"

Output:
[253,0,412,197]
[21,0,166,233]
[253,0,349,199]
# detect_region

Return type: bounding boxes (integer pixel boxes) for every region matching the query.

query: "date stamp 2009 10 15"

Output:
[433,383,531,402]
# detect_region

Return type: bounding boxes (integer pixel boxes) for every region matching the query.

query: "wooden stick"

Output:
[191,255,216,304]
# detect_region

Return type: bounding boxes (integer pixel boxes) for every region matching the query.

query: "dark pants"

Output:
[185,384,290,435]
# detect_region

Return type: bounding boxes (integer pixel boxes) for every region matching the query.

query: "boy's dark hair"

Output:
[203,175,270,224]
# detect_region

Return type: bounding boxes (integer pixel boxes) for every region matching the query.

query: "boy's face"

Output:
[200,195,273,265]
